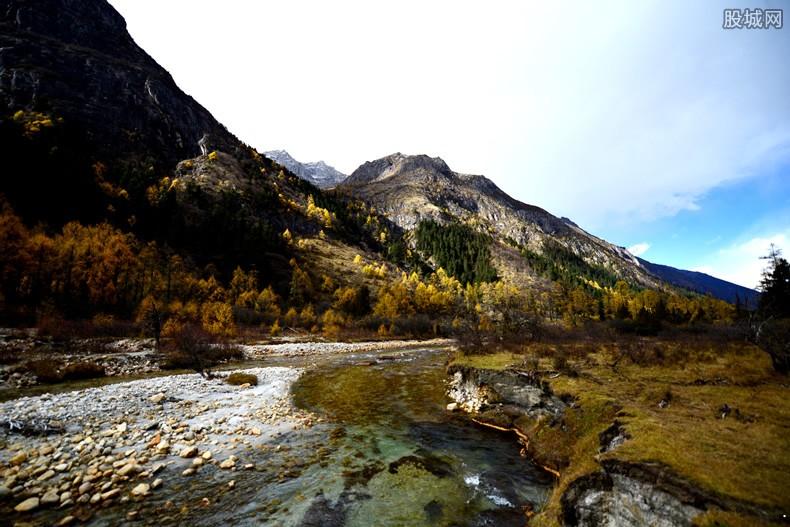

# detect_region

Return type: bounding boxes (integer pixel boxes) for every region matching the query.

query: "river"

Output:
[3,346,552,526]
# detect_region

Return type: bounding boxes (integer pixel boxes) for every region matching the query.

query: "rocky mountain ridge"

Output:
[0,0,239,170]
[339,152,760,299]
[339,152,660,288]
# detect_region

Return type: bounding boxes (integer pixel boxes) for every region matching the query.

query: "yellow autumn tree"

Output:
[201,302,235,337]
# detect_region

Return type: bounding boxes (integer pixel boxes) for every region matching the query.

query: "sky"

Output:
[108,0,790,289]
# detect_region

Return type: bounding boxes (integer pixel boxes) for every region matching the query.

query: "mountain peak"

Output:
[344,152,453,186]
[264,150,346,189]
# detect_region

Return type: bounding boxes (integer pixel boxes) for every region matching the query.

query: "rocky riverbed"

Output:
[0,367,314,525]
[238,338,453,359]
[0,330,453,390]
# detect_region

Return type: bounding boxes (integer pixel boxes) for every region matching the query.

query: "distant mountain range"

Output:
[265,150,346,189]
[637,258,759,306]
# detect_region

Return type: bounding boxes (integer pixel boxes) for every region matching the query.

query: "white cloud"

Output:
[627,242,651,257]
[693,231,789,289]
[107,0,790,232]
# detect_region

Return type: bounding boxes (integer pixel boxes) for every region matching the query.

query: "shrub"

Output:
[0,348,19,365]
[226,372,258,386]
[160,350,194,370]
[25,359,64,383]
[522,355,539,372]
[36,315,71,341]
[552,349,568,372]
[213,343,244,362]
[756,318,790,374]
[270,319,282,336]
[233,306,267,326]
[37,314,138,340]
[393,314,434,338]
[332,285,371,316]
[62,361,106,380]
[162,323,243,375]
[162,323,214,377]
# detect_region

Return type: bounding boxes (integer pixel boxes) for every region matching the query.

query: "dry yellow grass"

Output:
[451,339,790,526]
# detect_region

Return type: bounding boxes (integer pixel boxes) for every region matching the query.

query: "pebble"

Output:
[41,489,60,505]
[117,462,140,477]
[179,446,198,458]
[8,450,27,466]
[15,496,40,512]
[150,393,166,404]
[37,469,55,481]
[131,483,150,496]
[101,488,121,501]
[151,478,163,489]
[182,468,195,477]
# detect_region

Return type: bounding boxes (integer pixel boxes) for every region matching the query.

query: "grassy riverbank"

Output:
[451,337,790,526]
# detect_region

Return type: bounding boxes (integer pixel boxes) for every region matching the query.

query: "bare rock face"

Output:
[446,365,565,418]
[565,471,701,527]
[340,153,660,287]
[0,0,239,171]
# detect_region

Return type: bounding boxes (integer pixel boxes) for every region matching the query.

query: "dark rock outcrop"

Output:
[0,0,239,170]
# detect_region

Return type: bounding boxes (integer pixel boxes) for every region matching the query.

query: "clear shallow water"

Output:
[285,349,553,527]
[11,349,552,526]
[212,348,552,527]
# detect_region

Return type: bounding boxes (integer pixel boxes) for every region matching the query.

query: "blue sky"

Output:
[109,0,790,289]
[608,167,790,288]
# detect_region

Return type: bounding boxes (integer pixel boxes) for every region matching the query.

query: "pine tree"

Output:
[758,244,790,318]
